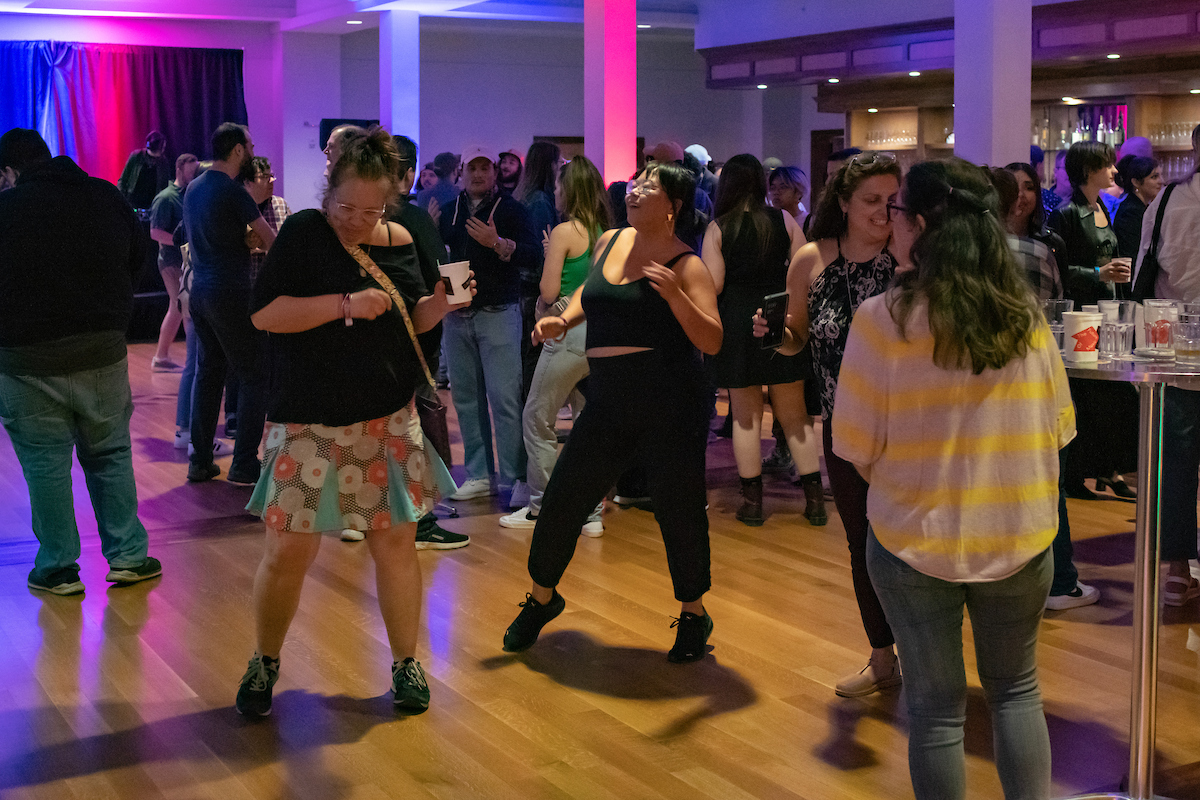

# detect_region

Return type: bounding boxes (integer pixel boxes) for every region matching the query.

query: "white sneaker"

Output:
[188,439,232,457]
[499,506,538,529]
[1045,581,1100,610]
[581,520,604,538]
[340,529,365,542]
[174,430,190,449]
[450,478,495,500]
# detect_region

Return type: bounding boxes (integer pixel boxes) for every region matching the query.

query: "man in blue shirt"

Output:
[182,122,276,485]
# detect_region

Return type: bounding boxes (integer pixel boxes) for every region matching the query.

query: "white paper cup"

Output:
[1062,311,1102,362]
[438,261,471,304]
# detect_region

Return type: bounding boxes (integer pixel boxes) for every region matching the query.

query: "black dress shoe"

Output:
[1095,475,1137,499]
[1064,481,1098,500]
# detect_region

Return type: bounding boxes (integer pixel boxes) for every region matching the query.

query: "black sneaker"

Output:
[502,591,565,652]
[668,611,714,663]
[236,653,279,717]
[761,444,794,475]
[106,557,162,584]
[27,566,84,596]
[392,657,430,711]
[187,461,220,482]
[415,515,470,550]
[226,463,261,486]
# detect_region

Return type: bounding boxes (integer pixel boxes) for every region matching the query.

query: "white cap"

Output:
[685,144,711,165]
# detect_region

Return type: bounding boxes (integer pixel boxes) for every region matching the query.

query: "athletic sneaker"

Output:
[668,611,714,663]
[449,478,494,500]
[340,529,365,542]
[151,357,183,372]
[174,429,190,450]
[581,520,604,538]
[186,462,220,482]
[415,515,469,550]
[226,464,261,486]
[761,443,794,474]
[27,566,84,596]
[499,506,538,529]
[391,658,430,711]
[188,439,232,458]
[1045,581,1100,611]
[106,557,162,584]
[502,591,565,652]
[236,653,279,717]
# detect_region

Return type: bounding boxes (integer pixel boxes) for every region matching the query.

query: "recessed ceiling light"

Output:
[1062,96,1084,105]
[757,84,768,89]
[1191,89,1200,94]
[1107,53,1120,59]
[347,19,363,24]
[828,78,839,84]
[637,24,651,28]
[868,108,878,113]
[909,71,921,77]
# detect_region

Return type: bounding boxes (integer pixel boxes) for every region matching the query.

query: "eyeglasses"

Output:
[886,202,908,221]
[256,173,275,182]
[626,180,660,197]
[850,152,898,166]
[334,202,386,222]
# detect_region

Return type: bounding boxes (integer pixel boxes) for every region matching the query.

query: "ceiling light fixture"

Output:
[1191,89,1200,94]
[909,71,921,77]
[757,84,768,89]
[1107,53,1120,59]
[637,24,651,28]
[828,78,839,83]
[868,108,878,113]
[347,19,363,24]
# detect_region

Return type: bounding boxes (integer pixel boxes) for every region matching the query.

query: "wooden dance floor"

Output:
[1,342,1199,799]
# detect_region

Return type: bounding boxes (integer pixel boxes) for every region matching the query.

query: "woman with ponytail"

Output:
[833,157,1074,800]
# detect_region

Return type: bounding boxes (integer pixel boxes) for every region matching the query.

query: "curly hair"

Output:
[807,152,902,242]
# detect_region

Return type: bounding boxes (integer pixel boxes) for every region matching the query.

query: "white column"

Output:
[584,0,637,184]
[380,11,420,148]
[953,0,1031,166]
[741,89,764,159]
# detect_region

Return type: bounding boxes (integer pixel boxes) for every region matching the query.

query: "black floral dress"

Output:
[807,243,898,421]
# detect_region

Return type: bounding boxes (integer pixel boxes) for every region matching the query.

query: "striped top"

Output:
[832,294,1076,582]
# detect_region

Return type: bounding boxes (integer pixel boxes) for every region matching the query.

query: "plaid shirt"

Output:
[1008,234,1063,302]
[249,195,291,282]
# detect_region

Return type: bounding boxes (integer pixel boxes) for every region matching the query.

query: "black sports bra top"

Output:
[581,228,695,357]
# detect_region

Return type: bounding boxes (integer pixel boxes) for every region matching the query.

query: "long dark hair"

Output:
[888,157,1039,374]
[517,141,560,205]
[807,152,902,242]
[713,153,773,259]
[1003,162,1047,235]
[637,161,696,239]
[558,155,612,252]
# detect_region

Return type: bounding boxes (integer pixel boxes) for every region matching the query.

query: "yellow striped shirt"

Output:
[832,294,1076,582]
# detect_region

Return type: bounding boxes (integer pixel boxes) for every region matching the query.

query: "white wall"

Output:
[0,13,283,187]
[282,32,342,210]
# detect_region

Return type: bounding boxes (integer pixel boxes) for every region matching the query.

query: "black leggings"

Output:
[527,350,711,602]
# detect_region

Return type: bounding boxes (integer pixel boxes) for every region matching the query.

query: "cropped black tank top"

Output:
[581,228,696,357]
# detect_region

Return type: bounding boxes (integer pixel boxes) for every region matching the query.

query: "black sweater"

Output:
[0,157,144,362]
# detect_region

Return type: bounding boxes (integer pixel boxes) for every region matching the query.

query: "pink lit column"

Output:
[380,11,420,148]
[953,0,1031,166]
[584,0,637,185]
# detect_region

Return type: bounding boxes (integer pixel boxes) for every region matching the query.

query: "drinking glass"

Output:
[1098,300,1137,356]
[1174,314,1200,365]
[1043,299,1074,353]
[1144,299,1180,350]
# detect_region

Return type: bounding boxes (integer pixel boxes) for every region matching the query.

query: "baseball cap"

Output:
[685,144,711,165]
[645,141,685,164]
[499,147,524,162]
[461,145,495,166]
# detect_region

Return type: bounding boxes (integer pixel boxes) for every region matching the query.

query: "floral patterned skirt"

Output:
[246,402,457,533]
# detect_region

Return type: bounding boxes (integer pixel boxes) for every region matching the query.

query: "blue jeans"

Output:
[175,316,197,430]
[0,359,149,573]
[443,304,525,485]
[189,286,267,475]
[867,532,1052,800]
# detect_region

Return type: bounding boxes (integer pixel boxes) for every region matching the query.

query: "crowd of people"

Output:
[3,115,1200,799]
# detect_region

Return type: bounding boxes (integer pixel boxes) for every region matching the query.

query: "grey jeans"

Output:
[522,322,598,522]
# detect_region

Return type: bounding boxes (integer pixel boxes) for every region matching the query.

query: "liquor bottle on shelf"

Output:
[1059,129,1068,149]
[1071,121,1082,144]
[1041,118,1050,151]
[1097,117,1107,145]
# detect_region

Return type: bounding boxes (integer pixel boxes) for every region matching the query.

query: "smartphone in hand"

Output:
[760,291,789,350]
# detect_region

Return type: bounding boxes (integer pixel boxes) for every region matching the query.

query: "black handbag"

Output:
[343,244,454,467]
[1131,182,1178,302]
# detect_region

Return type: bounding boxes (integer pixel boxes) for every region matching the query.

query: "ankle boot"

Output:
[736,476,764,526]
[799,471,828,526]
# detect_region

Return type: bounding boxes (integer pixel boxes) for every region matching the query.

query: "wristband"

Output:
[343,293,353,326]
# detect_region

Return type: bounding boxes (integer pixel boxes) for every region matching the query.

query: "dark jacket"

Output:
[0,156,144,360]
[117,149,171,209]
[1047,188,1123,305]
[440,190,538,307]
[1112,192,1148,259]
[392,197,448,366]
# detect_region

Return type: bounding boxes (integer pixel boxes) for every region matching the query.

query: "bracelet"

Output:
[342,293,353,326]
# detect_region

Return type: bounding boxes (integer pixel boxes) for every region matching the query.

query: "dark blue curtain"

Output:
[0,41,247,184]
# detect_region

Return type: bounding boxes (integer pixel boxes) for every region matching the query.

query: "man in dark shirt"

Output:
[149,153,199,371]
[437,146,538,505]
[0,127,161,595]
[118,130,171,211]
[182,122,276,485]
[416,151,461,221]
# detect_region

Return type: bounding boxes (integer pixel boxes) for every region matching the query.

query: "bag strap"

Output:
[343,243,436,389]
[1145,182,1176,267]
[1131,182,1177,301]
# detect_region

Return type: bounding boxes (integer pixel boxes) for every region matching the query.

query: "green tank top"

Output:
[559,227,602,297]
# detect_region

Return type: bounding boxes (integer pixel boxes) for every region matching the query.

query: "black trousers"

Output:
[527,349,711,602]
[1162,387,1200,563]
